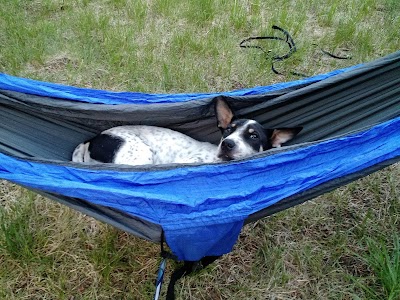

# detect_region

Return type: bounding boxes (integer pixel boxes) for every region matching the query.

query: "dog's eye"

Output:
[250,133,259,139]
[225,127,232,134]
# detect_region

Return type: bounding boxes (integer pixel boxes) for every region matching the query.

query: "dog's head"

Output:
[215,97,302,161]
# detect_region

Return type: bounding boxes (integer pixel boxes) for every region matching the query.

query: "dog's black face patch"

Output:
[221,120,239,138]
[218,119,270,161]
[88,134,125,163]
[242,121,270,151]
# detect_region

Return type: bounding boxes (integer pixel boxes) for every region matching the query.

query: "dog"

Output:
[72,97,302,165]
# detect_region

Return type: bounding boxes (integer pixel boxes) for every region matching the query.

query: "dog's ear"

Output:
[270,127,302,148]
[215,97,235,130]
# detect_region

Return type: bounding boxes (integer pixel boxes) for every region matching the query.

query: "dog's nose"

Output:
[222,139,235,150]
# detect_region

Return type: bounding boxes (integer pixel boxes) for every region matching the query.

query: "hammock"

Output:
[0,51,399,266]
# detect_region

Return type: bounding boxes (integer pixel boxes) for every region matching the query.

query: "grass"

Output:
[355,236,400,300]
[0,0,399,299]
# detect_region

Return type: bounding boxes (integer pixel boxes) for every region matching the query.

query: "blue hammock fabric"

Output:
[0,65,358,105]
[0,51,399,261]
[0,117,398,260]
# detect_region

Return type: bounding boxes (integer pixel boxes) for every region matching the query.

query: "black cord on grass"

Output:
[240,25,351,77]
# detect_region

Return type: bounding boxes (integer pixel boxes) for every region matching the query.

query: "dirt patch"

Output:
[43,53,78,72]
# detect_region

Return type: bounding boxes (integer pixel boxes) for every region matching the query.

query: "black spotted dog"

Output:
[72,97,302,165]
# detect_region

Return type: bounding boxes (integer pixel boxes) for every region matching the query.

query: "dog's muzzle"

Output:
[222,139,235,150]
[218,139,236,161]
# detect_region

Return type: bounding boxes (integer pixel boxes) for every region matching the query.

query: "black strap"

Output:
[240,35,288,54]
[240,25,297,76]
[157,231,221,300]
[165,256,221,300]
[240,25,350,77]
[320,48,351,60]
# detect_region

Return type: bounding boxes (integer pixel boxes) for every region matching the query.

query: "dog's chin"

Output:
[217,151,235,161]
[219,155,233,161]
[218,150,260,161]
